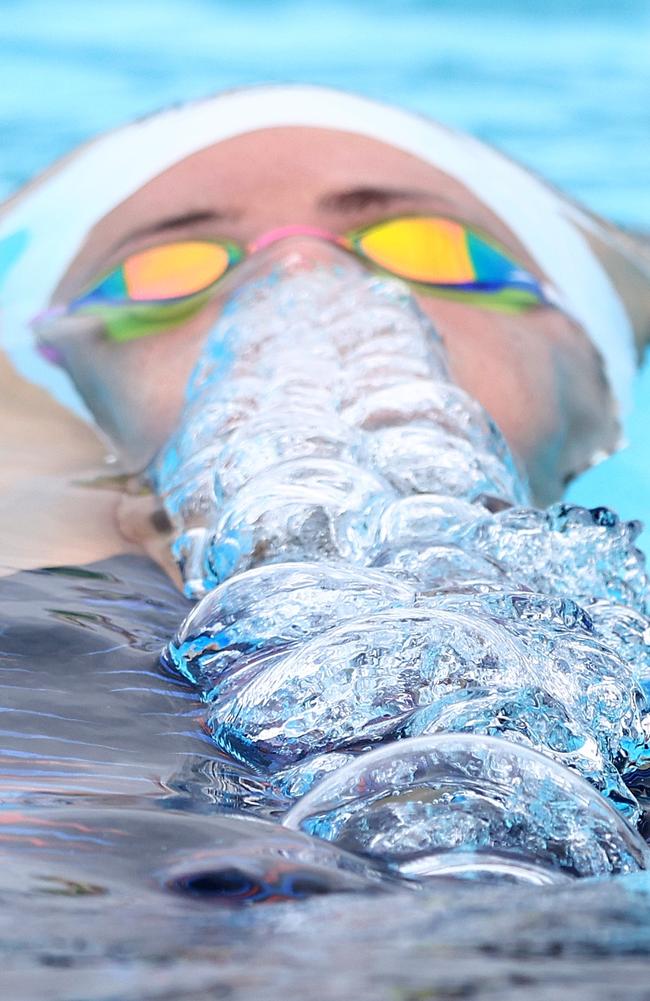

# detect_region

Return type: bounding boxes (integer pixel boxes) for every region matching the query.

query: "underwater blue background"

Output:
[1,0,649,545]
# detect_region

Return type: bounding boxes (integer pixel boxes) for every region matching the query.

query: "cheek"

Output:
[95,306,220,464]
[123,332,206,439]
[415,297,563,462]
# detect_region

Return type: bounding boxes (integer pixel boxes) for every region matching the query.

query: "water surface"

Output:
[1,4,650,998]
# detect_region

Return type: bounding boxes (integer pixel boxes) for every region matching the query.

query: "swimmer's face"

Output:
[51,127,616,503]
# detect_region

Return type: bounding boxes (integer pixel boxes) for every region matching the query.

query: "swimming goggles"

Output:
[35,216,559,346]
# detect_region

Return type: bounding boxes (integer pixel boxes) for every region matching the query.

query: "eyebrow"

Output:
[317,185,453,214]
[111,209,229,251]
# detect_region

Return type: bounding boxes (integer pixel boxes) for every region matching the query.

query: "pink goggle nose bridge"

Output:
[248,224,344,254]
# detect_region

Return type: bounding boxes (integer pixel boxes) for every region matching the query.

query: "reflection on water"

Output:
[0,558,200,803]
[3,558,650,1000]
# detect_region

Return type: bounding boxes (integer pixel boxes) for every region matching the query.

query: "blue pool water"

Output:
[1,0,649,544]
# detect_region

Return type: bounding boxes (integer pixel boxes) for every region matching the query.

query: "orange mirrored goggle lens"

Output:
[124,241,232,301]
[78,240,240,308]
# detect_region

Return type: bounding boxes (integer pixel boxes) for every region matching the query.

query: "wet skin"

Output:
[1,125,648,576]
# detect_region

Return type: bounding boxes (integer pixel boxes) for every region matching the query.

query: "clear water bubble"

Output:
[371,542,510,589]
[398,686,638,817]
[164,561,416,691]
[204,606,541,768]
[213,411,364,497]
[158,256,650,882]
[153,263,526,600]
[365,424,522,504]
[283,735,650,882]
[203,457,395,587]
[467,503,649,614]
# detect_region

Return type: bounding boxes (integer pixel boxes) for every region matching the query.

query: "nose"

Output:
[220,229,371,293]
[248,224,342,254]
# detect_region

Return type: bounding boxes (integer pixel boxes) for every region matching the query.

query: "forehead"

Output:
[59,126,542,293]
[107,125,473,196]
[94,126,498,216]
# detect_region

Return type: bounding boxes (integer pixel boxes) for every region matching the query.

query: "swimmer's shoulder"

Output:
[0,353,183,586]
[0,352,142,577]
[0,474,140,577]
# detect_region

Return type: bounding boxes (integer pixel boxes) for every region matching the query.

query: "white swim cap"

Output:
[0,84,636,424]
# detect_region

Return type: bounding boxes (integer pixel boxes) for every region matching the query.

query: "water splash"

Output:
[156,253,650,882]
